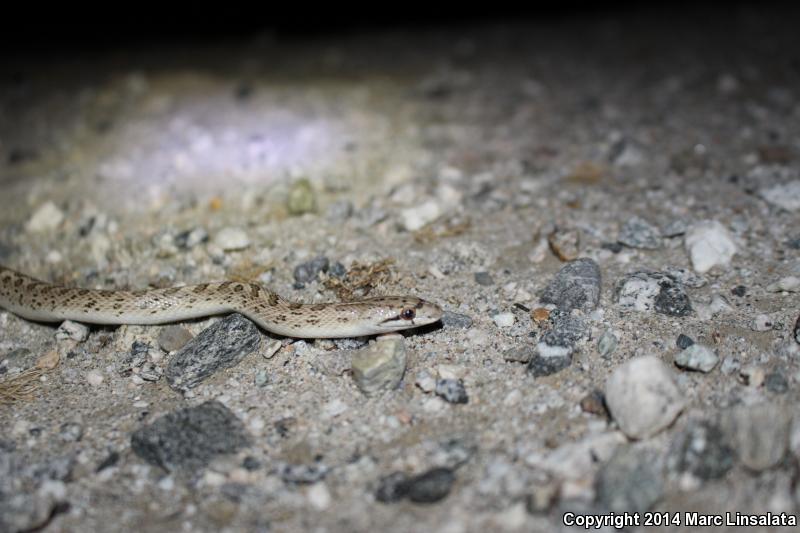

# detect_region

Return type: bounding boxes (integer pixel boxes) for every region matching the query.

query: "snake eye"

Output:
[400,308,416,320]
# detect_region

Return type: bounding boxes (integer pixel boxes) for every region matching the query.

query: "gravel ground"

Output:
[2,7,800,533]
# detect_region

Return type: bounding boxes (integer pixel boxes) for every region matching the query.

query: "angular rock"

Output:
[605,356,686,439]
[676,334,694,349]
[55,320,89,342]
[597,329,618,358]
[615,271,692,317]
[529,310,586,377]
[759,180,800,211]
[440,311,473,329]
[350,336,406,396]
[667,420,734,481]
[131,401,249,473]
[596,447,664,513]
[618,216,662,249]
[721,402,791,471]
[435,379,469,404]
[406,467,456,503]
[166,314,260,392]
[766,276,800,293]
[684,220,737,273]
[293,256,329,284]
[674,344,718,373]
[539,258,602,312]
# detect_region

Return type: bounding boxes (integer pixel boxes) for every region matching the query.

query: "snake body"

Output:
[0,265,442,338]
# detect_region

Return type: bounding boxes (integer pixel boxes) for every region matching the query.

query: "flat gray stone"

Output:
[351,336,406,396]
[674,344,718,373]
[131,400,249,473]
[721,402,791,471]
[166,314,260,392]
[539,258,602,312]
[596,446,664,513]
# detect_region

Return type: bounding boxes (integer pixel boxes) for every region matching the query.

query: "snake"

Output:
[0,264,443,338]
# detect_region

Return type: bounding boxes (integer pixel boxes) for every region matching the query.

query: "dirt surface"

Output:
[1,7,800,533]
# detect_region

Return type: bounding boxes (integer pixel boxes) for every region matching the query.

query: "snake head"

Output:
[367,296,443,332]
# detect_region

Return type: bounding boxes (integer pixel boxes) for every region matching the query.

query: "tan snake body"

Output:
[0,265,442,338]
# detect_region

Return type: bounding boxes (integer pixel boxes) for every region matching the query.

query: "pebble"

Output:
[350,336,407,397]
[263,339,282,359]
[474,271,494,286]
[684,220,737,273]
[731,285,747,297]
[86,370,104,386]
[415,370,437,392]
[597,329,618,358]
[502,347,534,363]
[293,256,329,284]
[435,379,469,404]
[764,371,789,394]
[322,398,348,418]
[26,201,64,232]
[174,227,208,249]
[529,310,586,376]
[604,356,686,439]
[667,420,733,481]
[721,402,791,471]
[751,314,774,332]
[440,311,472,329]
[254,369,269,387]
[375,472,411,503]
[674,344,718,373]
[539,258,602,312]
[287,178,317,215]
[491,312,515,328]
[157,325,194,352]
[406,467,456,503]
[579,390,608,417]
[400,200,441,231]
[766,276,800,293]
[58,422,84,442]
[596,447,663,513]
[676,334,694,349]
[615,271,692,316]
[528,350,572,377]
[55,320,89,342]
[166,314,261,392]
[307,482,332,510]
[738,365,765,387]
[759,180,800,211]
[213,227,251,251]
[130,401,249,473]
[618,216,662,249]
[547,227,581,261]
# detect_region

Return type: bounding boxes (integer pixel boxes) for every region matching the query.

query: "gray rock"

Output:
[293,256,329,284]
[674,344,718,373]
[759,180,800,211]
[605,356,686,439]
[375,472,410,503]
[597,329,618,358]
[764,371,789,394]
[539,258,602,312]
[618,216,663,249]
[676,334,694,349]
[440,311,473,329]
[667,420,734,481]
[117,340,152,376]
[130,400,249,473]
[596,447,663,513]
[751,314,774,332]
[55,320,89,342]
[58,422,83,443]
[166,314,261,392]
[326,200,354,221]
[474,271,494,286]
[157,325,194,352]
[502,346,534,363]
[351,336,406,396]
[435,379,469,404]
[615,271,692,316]
[174,227,209,249]
[721,402,791,471]
[254,369,269,387]
[213,227,251,251]
[528,351,572,377]
[406,467,456,503]
[529,310,586,377]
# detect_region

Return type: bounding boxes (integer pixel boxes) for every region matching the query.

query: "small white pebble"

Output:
[213,227,251,251]
[132,400,149,408]
[415,370,436,393]
[263,340,282,359]
[307,482,332,510]
[503,389,522,406]
[86,371,104,386]
[751,314,773,332]
[766,276,800,293]
[56,320,89,342]
[492,312,515,328]
[400,200,441,231]
[26,201,64,232]
[322,399,348,419]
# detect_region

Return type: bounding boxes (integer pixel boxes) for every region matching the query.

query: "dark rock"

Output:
[406,467,456,503]
[528,352,572,377]
[276,462,329,484]
[654,278,692,316]
[474,271,494,286]
[765,371,789,394]
[618,216,662,249]
[131,401,249,473]
[786,236,800,250]
[676,334,694,349]
[667,421,734,481]
[435,379,469,404]
[731,285,747,297]
[502,346,534,363]
[96,451,120,472]
[540,310,587,348]
[293,256,329,284]
[158,325,194,352]
[117,341,151,376]
[440,311,473,329]
[794,315,800,345]
[242,456,261,471]
[166,314,260,392]
[601,242,623,254]
[539,258,602,312]
[375,472,410,503]
[329,261,347,278]
[595,447,663,513]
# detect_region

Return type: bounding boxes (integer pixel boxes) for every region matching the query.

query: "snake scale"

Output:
[0,265,442,338]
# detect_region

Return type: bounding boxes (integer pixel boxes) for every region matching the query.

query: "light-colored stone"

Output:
[26,201,64,232]
[604,356,686,439]
[760,180,800,212]
[492,312,515,328]
[674,344,718,373]
[400,200,441,231]
[766,276,800,293]
[55,320,89,342]
[213,227,251,251]
[86,371,104,386]
[350,336,406,396]
[684,220,737,273]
